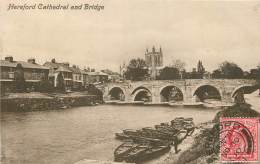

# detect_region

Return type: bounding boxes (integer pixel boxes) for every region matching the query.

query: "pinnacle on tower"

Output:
[152,46,155,53]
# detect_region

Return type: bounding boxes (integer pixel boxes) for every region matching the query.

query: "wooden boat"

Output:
[135,145,171,162]
[123,129,139,136]
[183,123,195,136]
[115,133,131,140]
[117,144,171,163]
[175,129,188,142]
[124,145,150,163]
[114,142,139,162]
[184,118,193,121]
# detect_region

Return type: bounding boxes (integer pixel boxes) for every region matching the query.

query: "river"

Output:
[1,91,259,164]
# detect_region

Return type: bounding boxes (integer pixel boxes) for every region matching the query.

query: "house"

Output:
[69,65,83,90]
[81,69,90,88]
[43,59,73,90]
[101,69,121,82]
[87,71,108,84]
[0,56,49,92]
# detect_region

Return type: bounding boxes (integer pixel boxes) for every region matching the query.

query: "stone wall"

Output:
[1,95,100,112]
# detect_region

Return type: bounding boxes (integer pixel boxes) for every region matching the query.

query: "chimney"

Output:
[62,62,69,67]
[28,58,36,64]
[5,56,13,62]
[72,65,77,68]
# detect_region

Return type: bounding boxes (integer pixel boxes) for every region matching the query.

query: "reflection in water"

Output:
[2,105,220,164]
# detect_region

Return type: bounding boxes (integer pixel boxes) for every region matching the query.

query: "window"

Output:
[8,72,14,79]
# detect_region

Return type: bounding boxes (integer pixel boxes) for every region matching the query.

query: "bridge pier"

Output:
[103,79,257,104]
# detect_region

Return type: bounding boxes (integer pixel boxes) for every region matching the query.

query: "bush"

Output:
[37,80,54,93]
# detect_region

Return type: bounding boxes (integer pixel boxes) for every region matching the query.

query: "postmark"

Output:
[220,118,258,162]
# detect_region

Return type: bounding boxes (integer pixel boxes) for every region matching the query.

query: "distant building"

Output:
[119,61,127,78]
[145,46,163,79]
[0,56,49,92]
[44,59,73,90]
[197,60,205,75]
[101,69,121,82]
[69,65,84,89]
[87,71,108,84]
[81,69,90,87]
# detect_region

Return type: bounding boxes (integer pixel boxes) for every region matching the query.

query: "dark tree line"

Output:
[124,58,149,81]
[211,61,244,79]
[123,58,260,81]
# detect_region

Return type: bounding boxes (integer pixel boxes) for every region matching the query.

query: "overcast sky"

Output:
[1,0,260,72]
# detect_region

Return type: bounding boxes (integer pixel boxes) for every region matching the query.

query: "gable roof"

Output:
[0,60,49,70]
[56,66,72,72]
[44,61,72,72]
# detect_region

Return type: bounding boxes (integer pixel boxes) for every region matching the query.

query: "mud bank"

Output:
[1,92,101,112]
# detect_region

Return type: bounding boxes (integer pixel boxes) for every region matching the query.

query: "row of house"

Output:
[0,56,113,92]
[43,58,109,90]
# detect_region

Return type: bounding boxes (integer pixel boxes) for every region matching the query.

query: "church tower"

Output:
[145,46,163,79]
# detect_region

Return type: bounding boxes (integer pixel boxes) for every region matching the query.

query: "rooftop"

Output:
[0,60,49,70]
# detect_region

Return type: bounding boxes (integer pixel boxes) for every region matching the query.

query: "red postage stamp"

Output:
[220,117,258,162]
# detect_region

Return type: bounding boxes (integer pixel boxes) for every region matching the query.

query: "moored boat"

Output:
[124,145,150,163]
[115,132,131,140]
[135,145,171,162]
[114,142,139,162]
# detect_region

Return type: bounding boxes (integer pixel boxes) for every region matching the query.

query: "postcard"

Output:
[1,0,260,164]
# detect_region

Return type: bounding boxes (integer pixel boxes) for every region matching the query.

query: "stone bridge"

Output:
[98,79,258,103]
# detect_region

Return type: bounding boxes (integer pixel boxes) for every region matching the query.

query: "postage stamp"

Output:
[220,117,259,162]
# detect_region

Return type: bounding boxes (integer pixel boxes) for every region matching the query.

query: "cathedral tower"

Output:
[145,46,163,79]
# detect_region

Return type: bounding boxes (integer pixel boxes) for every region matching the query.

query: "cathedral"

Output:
[145,46,163,79]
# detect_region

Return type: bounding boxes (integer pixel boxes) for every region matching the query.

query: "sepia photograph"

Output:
[1,0,260,164]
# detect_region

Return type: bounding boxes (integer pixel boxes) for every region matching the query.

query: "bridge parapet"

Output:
[102,79,257,103]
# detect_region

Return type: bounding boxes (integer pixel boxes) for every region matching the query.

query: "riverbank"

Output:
[154,102,260,164]
[0,92,101,112]
[105,100,233,109]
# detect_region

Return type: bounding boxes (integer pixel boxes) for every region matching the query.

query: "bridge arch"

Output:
[108,87,125,101]
[160,85,184,102]
[193,85,221,102]
[131,86,152,102]
[231,85,256,98]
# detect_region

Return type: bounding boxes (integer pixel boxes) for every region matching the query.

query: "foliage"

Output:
[87,84,103,101]
[212,61,244,79]
[211,69,222,79]
[14,63,26,92]
[124,58,149,81]
[37,79,54,93]
[170,59,186,71]
[214,103,260,122]
[56,72,65,92]
[158,66,180,80]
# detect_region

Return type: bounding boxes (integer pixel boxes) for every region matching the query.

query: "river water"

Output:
[1,91,259,164]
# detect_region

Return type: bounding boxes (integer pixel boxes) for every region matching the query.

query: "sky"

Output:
[1,0,260,72]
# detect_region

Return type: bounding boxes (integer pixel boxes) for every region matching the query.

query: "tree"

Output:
[170,59,186,71]
[211,69,222,79]
[14,63,26,92]
[56,72,65,92]
[37,79,54,93]
[124,58,149,81]
[158,67,180,80]
[212,61,244,79]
